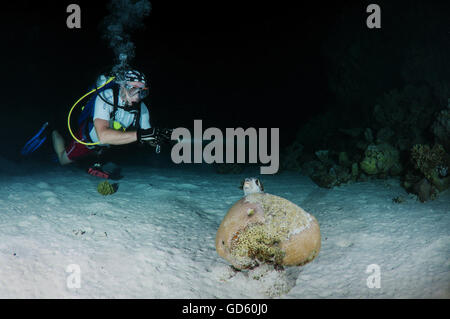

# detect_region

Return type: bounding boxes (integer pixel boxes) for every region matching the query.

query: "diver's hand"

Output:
[137,127,159,144]
[137,127,173,145]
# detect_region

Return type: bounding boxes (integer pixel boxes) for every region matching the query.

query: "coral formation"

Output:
[281,142,364,189]
[281,127,407,189]
[231,223,285,267]
[284,2,450,201]
[216,193,321,270]
[360,143,402,176]
[97,181,117,195]
[360,156,377,175]
[281,125,448,201]
[410,144,450,192]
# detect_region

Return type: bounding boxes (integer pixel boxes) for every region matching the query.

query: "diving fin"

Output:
[87,164,111,179]
[87,162,122,180]
[21,122,50,156]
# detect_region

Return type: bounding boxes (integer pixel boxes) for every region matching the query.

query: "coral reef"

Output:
[278,102,445,202]
[280,139,365,188]
[285,2,450,201]
[97,181,117,195]
[401,143,450,202]
[281,125,409,189]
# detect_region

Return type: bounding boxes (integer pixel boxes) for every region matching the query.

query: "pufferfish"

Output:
[239,177,264,196]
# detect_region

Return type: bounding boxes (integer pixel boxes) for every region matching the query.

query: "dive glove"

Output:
[137,127,173,146]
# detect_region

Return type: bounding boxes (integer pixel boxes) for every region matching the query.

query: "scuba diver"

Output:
[22,69,172,178]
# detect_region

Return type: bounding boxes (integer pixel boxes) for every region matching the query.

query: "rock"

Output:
[216,193,321,270]
[413,178,437,202]
[310,170,337,188]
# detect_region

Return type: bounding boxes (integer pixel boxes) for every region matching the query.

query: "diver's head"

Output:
[118,69,149,106]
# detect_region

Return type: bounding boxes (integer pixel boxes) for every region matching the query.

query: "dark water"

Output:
[1,0,449,177]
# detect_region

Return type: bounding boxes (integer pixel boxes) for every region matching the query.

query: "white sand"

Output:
[0,159,449,298]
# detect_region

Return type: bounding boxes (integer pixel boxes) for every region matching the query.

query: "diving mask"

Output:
[125,83,149,99]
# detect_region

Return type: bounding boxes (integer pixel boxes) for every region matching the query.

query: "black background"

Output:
[1,0,449,160]
[1,0,346,151]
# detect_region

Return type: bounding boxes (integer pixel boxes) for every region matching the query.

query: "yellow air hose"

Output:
[67,76,116,146]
